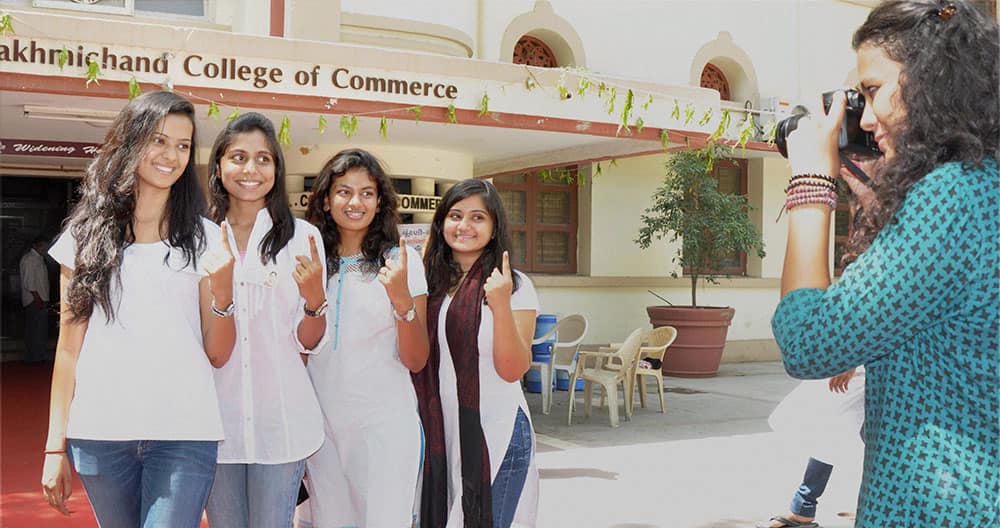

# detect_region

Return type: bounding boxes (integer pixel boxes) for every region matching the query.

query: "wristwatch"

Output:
[392,303,416,322]
[304,299,328,318]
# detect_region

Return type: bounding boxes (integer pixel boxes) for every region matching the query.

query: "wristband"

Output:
[392,303,416,322]
[211,300,236,318]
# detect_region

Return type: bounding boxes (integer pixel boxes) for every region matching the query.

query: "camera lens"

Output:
[774,106,809,158]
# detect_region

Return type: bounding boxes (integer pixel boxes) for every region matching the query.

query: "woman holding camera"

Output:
[771,1,998,526]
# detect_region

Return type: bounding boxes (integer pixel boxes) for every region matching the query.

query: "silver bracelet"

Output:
[211,300,235,318]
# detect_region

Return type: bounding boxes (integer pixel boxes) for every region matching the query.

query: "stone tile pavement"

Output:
[525,361,864,528]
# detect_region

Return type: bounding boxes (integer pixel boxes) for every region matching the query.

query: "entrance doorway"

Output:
[1,176,78,361]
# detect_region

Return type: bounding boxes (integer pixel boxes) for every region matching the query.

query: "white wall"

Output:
[588,154,679,278]
[341,0,478,43]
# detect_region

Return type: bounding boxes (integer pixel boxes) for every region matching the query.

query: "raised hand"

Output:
[378,238,411,311]
[294,235,325,310]
[41,453,72,515]
[484,251,513,311]
[204,221,235,307]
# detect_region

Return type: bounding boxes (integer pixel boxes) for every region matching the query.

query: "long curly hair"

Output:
[64,91,206,322]
[207,112,294,264]
[843,0,999,264]
[423,178,520,299]
[305,148,399,276]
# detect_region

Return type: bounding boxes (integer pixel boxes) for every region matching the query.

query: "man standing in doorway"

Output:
[20,236,50,363]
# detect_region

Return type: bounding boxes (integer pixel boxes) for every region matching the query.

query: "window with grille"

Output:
[512,36,558,68]
[493,169,577,274]
[700,63,731,101]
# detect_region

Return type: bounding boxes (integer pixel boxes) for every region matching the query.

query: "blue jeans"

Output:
[206,459,306,528]
[492,407,533,528]
[68,439,218,528]
[790,457,834,518]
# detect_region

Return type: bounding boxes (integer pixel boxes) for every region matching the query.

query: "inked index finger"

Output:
[398,237,408,268]
[220,221,233,256]
[501,251,511,278]
[308,234,320,261]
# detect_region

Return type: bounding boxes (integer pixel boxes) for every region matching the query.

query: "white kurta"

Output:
[213,212,326,464]
[304,245,426,528]
[437,270,540,528]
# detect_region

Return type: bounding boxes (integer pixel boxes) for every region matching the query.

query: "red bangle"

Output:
[43,449,66,455]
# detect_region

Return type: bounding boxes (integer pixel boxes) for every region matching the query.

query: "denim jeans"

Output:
[790,457,834,518]
[68,439,218,528]
[206,459,306,528]
[492,407,533,528]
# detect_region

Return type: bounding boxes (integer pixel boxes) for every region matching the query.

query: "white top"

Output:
[437,270,539,523]
[49,218,224,441]
[307,245,427,423]
[20,248,49,306]
[214,211,327,464]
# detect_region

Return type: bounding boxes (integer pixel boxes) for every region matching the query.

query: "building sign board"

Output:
[1,138,101,158]
[289,193,440,214]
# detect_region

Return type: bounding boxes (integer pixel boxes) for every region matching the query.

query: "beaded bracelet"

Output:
[787,186,839,197]
[785,180,838,193]
[786,190,838,211]
[790,173,837,185]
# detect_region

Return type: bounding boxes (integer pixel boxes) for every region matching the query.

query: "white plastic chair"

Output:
[528,314,589,414]
[567,327,644,427]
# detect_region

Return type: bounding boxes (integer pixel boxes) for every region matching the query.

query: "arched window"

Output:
[700,63,730,101]
[513,35,558,68]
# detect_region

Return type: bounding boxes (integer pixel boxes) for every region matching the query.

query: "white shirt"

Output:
[49,218,224,441]
[307,245,427,423]
[214,211,326,464]
[20,248,49,306]
[437,270,539,525]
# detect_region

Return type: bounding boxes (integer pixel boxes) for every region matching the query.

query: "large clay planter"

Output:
[645,305,735,378]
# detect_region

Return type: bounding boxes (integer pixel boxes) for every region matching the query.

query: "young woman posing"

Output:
[772,1,998,525]
[414,178,539,528]
[203,112,327,527]
[40,91,236,527]
[301,148,429,527]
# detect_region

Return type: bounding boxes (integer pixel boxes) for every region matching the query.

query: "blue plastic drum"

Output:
[525,314,558,393]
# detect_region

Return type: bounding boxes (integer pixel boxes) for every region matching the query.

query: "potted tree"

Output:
[635,142,765,377]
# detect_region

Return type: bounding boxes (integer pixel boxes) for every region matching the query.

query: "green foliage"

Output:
[737,113,756,151]
[660,129,670,151]
[408,106,422,123]
[635,143,765,307]
[618,89,634,135]
[577,76,591,97]
[127,76,141,100]
[605,86,617,116]
[379,116,388,138]
[447,103,458,124]
[683,103,695,125]
[671,99,681,120]
[339,115,358,139]
[478,93,490,118]
[226,109,241,121]
[0,14,13,37]
[277,116,291,146]
[207,101,220,119]
[762,119,778,144]
[635,116,644,133]
[318,115,328,134]
[57,46,68,70]
[85,58,101,86]
[708,109,730,141]
[698,107,713,126]
[642,94,653,111]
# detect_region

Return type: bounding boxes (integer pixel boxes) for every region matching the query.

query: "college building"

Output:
[8,0,991,362]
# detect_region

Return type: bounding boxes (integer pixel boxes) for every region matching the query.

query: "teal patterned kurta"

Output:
[772,159,999,527]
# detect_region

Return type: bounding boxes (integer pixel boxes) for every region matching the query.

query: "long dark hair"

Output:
[844,0,999,264]
[207,112,294,264]
[305,148,399,276]
[423,178,520,299]
[64,90,206,322]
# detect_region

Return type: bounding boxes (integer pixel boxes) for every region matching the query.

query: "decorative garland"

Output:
[2,11,778,173]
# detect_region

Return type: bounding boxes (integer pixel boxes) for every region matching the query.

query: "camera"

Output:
[774,89,879,159]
